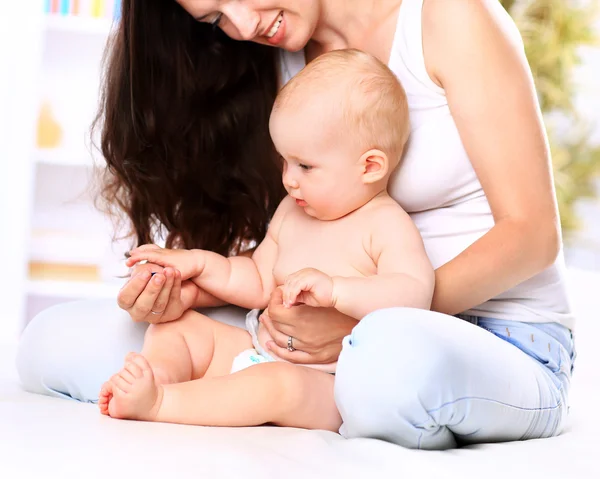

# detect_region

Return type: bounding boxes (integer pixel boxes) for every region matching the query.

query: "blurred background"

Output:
[0,0,599,342]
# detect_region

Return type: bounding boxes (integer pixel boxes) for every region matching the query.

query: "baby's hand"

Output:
[126,244,204,280]
[282,268,334,308]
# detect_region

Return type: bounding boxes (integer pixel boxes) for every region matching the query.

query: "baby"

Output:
[99,49,434,432]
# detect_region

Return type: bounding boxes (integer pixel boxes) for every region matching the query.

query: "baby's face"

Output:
[270,103,366,221]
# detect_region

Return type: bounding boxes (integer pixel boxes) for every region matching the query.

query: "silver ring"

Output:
[150,310,164,315]
[287,336,296,352]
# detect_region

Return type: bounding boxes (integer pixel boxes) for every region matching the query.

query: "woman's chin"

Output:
[279,31,311,53]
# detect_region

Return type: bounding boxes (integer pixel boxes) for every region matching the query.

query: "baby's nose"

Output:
[282,172,299,190]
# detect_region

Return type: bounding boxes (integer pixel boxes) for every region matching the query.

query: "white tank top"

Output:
[279,0,574,329]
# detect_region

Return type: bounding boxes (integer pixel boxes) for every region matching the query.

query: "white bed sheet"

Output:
[1,269,598,479]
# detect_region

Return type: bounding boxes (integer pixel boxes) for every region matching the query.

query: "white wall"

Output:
[0,1,44,341]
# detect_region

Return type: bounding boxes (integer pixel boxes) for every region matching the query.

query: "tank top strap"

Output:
[392,0,445,97]
[278,49,306,87]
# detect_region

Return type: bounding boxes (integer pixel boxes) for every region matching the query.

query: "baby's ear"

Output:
[360,149,389,184]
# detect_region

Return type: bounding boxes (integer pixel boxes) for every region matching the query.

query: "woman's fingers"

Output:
[166,270,183,310]
[127,273,166,321]
[260,313,315,356]
[265,340,318,364]
[267,287,290,323]
[150,268,175,315]
[260,311,295,344]
[259,313,298,350]
[117,271,152,310]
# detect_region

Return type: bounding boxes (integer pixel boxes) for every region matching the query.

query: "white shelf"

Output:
[29,229,108,265]
[45,15,113,36]
[27,278,124,299]
[33,148,97,167]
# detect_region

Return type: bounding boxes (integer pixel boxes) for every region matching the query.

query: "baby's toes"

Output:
[129,354,154,380]
[98,383,112,415]
[111,373,132,394]
[124,358,144,380]
[125,352,138,363]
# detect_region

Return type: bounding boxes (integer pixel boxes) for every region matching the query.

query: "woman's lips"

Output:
[267,13,286,45]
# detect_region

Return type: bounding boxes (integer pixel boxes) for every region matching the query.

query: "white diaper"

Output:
[230,309,338,374]
[230,309,276,374]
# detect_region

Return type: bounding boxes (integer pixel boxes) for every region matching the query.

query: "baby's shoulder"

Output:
[360,196,419,251]
[361,196,411,226]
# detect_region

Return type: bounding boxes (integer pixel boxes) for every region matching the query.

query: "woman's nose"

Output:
[222,3,260,40]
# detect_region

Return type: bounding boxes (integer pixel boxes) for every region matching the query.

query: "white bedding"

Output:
[1,268,599,479]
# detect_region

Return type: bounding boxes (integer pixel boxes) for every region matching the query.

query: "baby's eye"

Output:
[299,164,313,171]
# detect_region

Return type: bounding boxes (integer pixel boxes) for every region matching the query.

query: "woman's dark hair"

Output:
[93,0,285,256]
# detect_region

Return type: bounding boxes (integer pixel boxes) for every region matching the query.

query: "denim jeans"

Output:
[17,301,574,449]
[334,307,575,449]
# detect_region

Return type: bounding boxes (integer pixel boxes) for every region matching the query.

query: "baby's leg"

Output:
[155,361,341,431]
[140,309,252,384]
[98,310,252,419]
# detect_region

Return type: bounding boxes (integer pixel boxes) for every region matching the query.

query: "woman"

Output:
[17,0,575,449]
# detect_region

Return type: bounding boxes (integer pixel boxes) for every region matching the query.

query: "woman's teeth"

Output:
[267,13,283,38]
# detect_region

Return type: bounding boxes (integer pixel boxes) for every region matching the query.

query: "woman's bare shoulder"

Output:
[422,0,523,86]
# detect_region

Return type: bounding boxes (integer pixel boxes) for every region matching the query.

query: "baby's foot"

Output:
[98,353,163,421]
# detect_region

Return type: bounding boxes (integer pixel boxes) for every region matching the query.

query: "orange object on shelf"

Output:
[28,261,100,283]
[36,101,63,149]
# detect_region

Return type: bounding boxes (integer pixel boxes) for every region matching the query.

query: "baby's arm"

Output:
[189,240,276,310]
[332,205,434,318]
[126,200,290,310]
[188,199,293,309]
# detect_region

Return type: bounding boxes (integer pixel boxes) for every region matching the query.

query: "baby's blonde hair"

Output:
[273,49,410,167]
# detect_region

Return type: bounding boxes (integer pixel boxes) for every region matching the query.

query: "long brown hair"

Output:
[93,0,285,256]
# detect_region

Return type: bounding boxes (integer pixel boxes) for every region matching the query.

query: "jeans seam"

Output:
[415,394,564,428]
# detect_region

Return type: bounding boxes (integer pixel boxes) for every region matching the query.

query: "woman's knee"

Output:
[338,307,456,367]
[334,308,467,439]
[17,299,147,402]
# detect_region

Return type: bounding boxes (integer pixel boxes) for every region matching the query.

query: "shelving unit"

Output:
[2,4,128,339]
[45,14,113,35]
[33,148,99,167]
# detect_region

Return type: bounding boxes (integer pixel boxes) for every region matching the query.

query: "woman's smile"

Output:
[266,11,286,45]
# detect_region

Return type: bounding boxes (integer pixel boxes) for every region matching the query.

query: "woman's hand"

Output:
[260,288,358,364]
[125,244,204,280]
[117,262,197,324]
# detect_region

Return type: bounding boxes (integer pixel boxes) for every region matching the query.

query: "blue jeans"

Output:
[334,308,575,449]
[16,301,574,449]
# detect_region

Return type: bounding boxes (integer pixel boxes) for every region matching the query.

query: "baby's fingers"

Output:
[129,244,161,254]
[283,281,302,308]
[126,252,162,268]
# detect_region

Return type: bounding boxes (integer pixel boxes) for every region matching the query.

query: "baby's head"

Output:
[269,49,409,221]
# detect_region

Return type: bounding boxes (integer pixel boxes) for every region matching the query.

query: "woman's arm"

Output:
[423,0,561,315]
